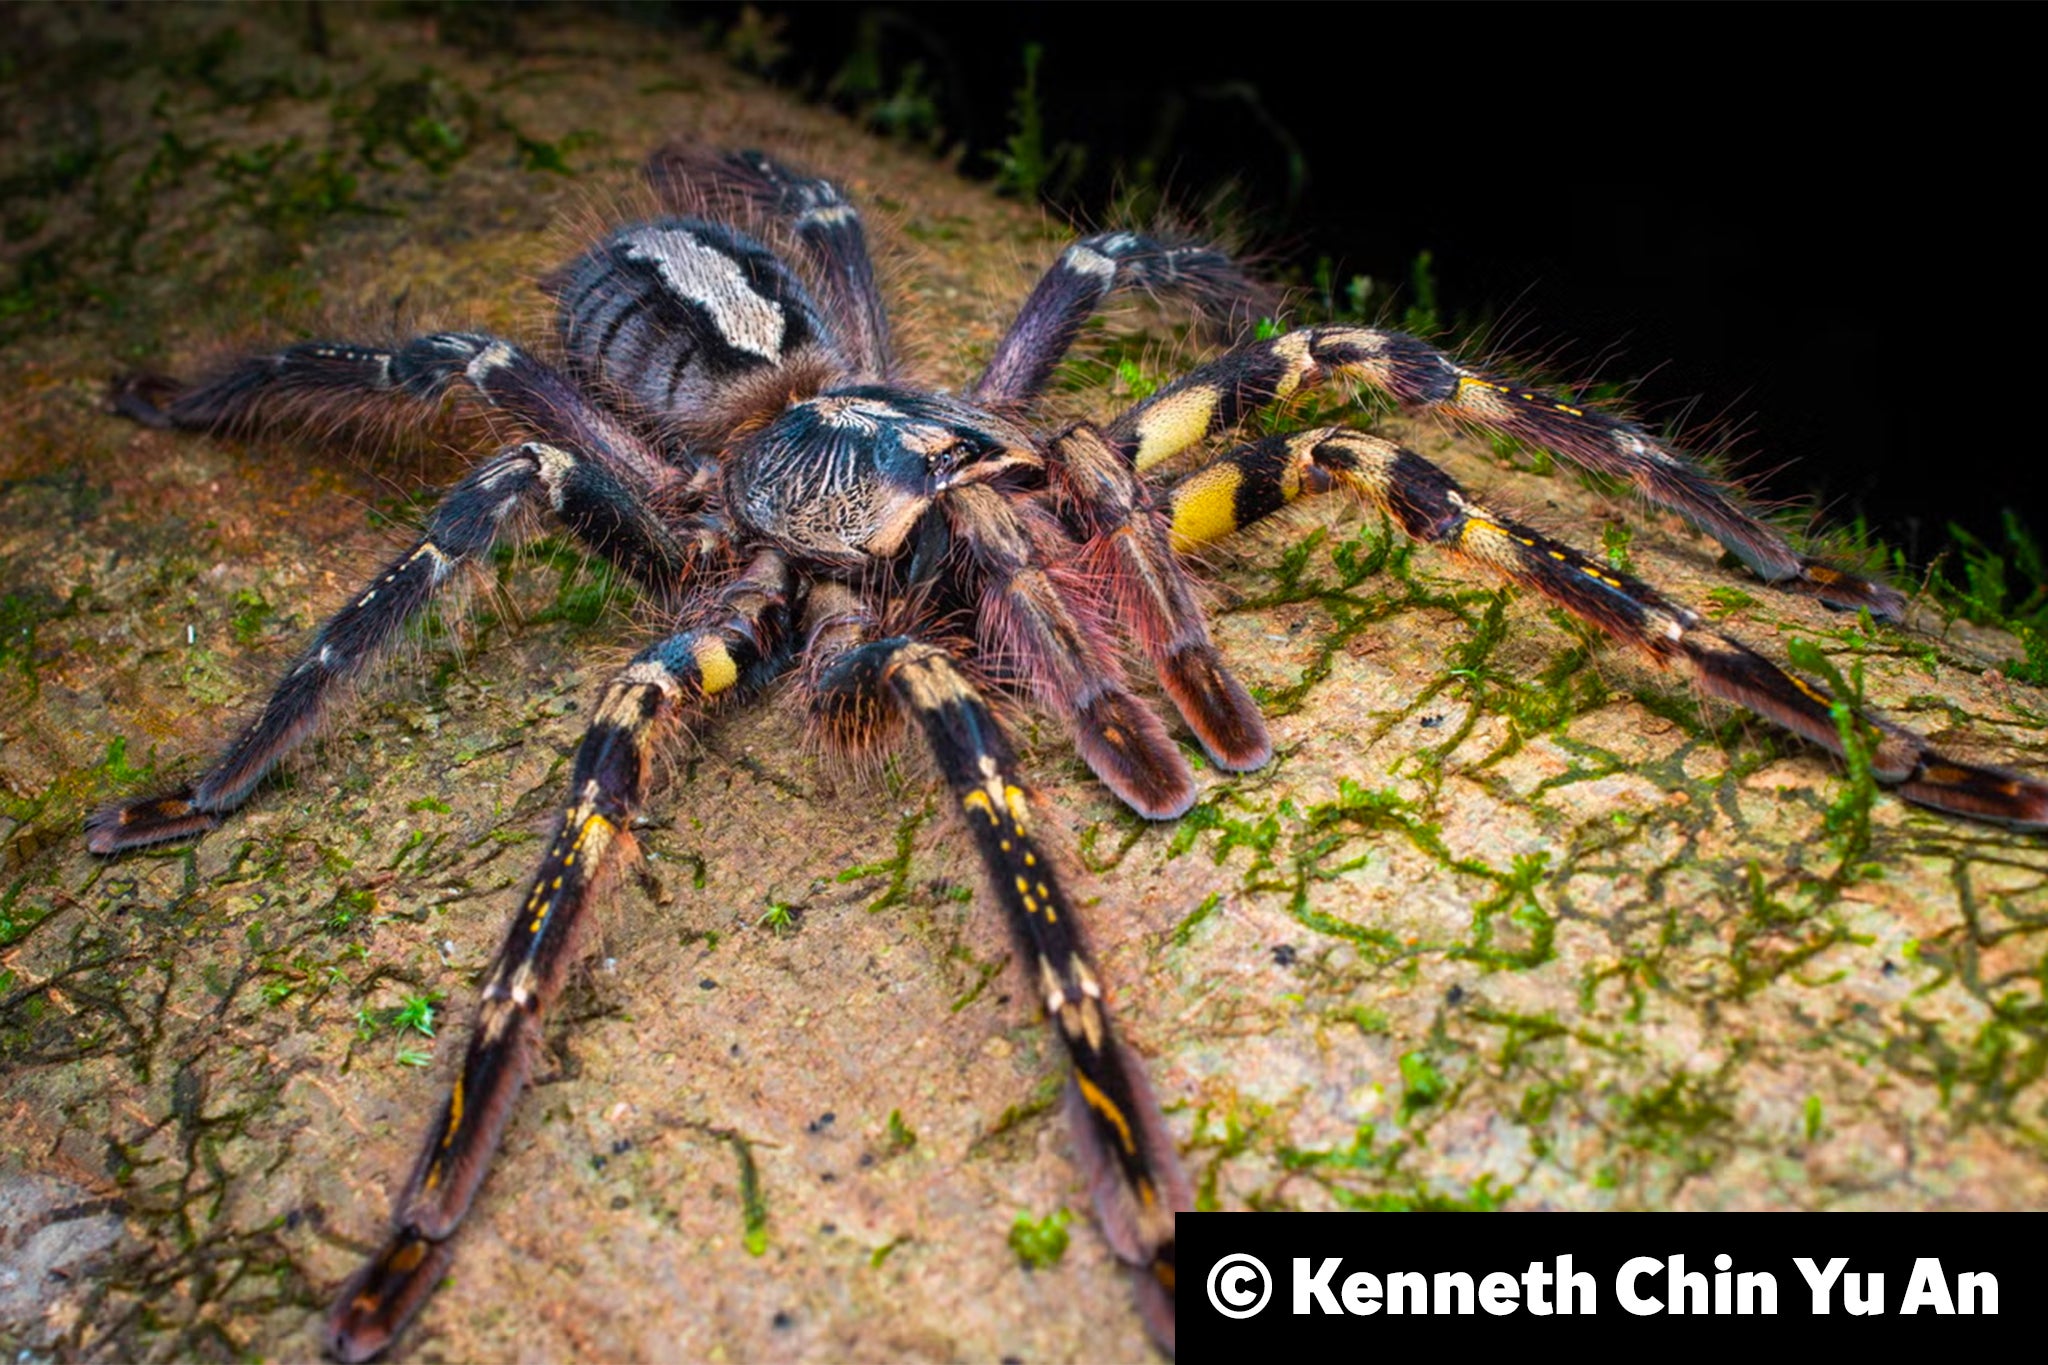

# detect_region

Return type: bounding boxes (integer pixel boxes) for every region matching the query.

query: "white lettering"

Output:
[1341,1271,1381,1315]
[1901,1259,1954,1315]
[1618,1256,1664,1315]
[1480,1272,1519,1315]
[1294,1257,1342,1315]
[1794,1257,1847,1314]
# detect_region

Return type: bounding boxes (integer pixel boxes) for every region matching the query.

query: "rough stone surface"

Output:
[3,7,2044,1363]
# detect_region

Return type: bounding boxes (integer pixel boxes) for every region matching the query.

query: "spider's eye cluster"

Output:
[906,427,1005,487]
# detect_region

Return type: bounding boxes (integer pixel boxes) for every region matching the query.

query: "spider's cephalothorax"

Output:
[88,146,2048,1360]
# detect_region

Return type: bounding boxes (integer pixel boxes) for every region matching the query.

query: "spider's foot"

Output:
[1074,691,1196,819]
[325,1227,454,1364]
[1158,643,1271,772]
[107,371,187,428]
[85,787,219,854]
[1136,1246,1178,1358]
[1783,558,1909,622]
[1064,1053,1189,1358]
[1894,749,2048,832]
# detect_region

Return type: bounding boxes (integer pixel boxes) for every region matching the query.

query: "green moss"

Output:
[1705,585,1759,617]
[1600,522,1636,576]
[227,589,270,647]
[1783,638,1879,878]
[1329,1005,1392,1036]
[214,139,381,244]
[978,1073,1064,1150]
[1610,1067,1737,1178]
[836,806,927,914]
[947,945,1010,1013]
[1007,1207,1073,1269]
[1457,851,1555,971]
[351,71,478,174]
[1170,892,1223,946]
[1397,1049,1447,1118]
[0,592,48,697]
[725,1130,771,1256]
[1276,1120,1513,1212]
[393,992,439,1036]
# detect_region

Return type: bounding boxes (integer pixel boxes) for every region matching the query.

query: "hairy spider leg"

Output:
[326,550,797,1364]
[1042,423,1270,771]
[646,147,895,384]
[113,330,706,501]
[971,231,1257,409]
[1102,326,1905,620]
[1165,428,2048,832]
[945,483,1197,819]
[815,635,1187,1356]
[87,439,712,854]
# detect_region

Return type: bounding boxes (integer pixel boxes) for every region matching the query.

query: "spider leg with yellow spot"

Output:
[1105,324,1905,619]
[1163,426,2048,831]
[324,551,795,1363]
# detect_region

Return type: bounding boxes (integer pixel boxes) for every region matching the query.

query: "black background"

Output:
[1178,1212,2018,1352]
[693,3,2044,569]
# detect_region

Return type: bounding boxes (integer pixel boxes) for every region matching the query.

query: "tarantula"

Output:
[86,147,2048,1360]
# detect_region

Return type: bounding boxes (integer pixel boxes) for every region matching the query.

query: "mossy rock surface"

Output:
[3,7,2045,1362]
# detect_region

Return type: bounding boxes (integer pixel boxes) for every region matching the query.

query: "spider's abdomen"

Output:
[726,387,1039,568]
[547,218,837,431]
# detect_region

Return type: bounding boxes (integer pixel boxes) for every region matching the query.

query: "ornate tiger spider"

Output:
[86,146,2048,1360]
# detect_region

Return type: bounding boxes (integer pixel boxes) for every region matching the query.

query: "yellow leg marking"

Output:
[1456,373,1584,417]
[444,1078,465,1146]
[1167,464,1245,553]
[1458,517,1517,565]
[387,1237,429,1274]
[693,636,740,696]
[1003,785,1032,833]
[1076,1073,1137,1155]
[962,789,998,823]
[1265,331,1315,405]
[1133,384,1222,472]
[528,813,613,933]
[1789,675,1833,707]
